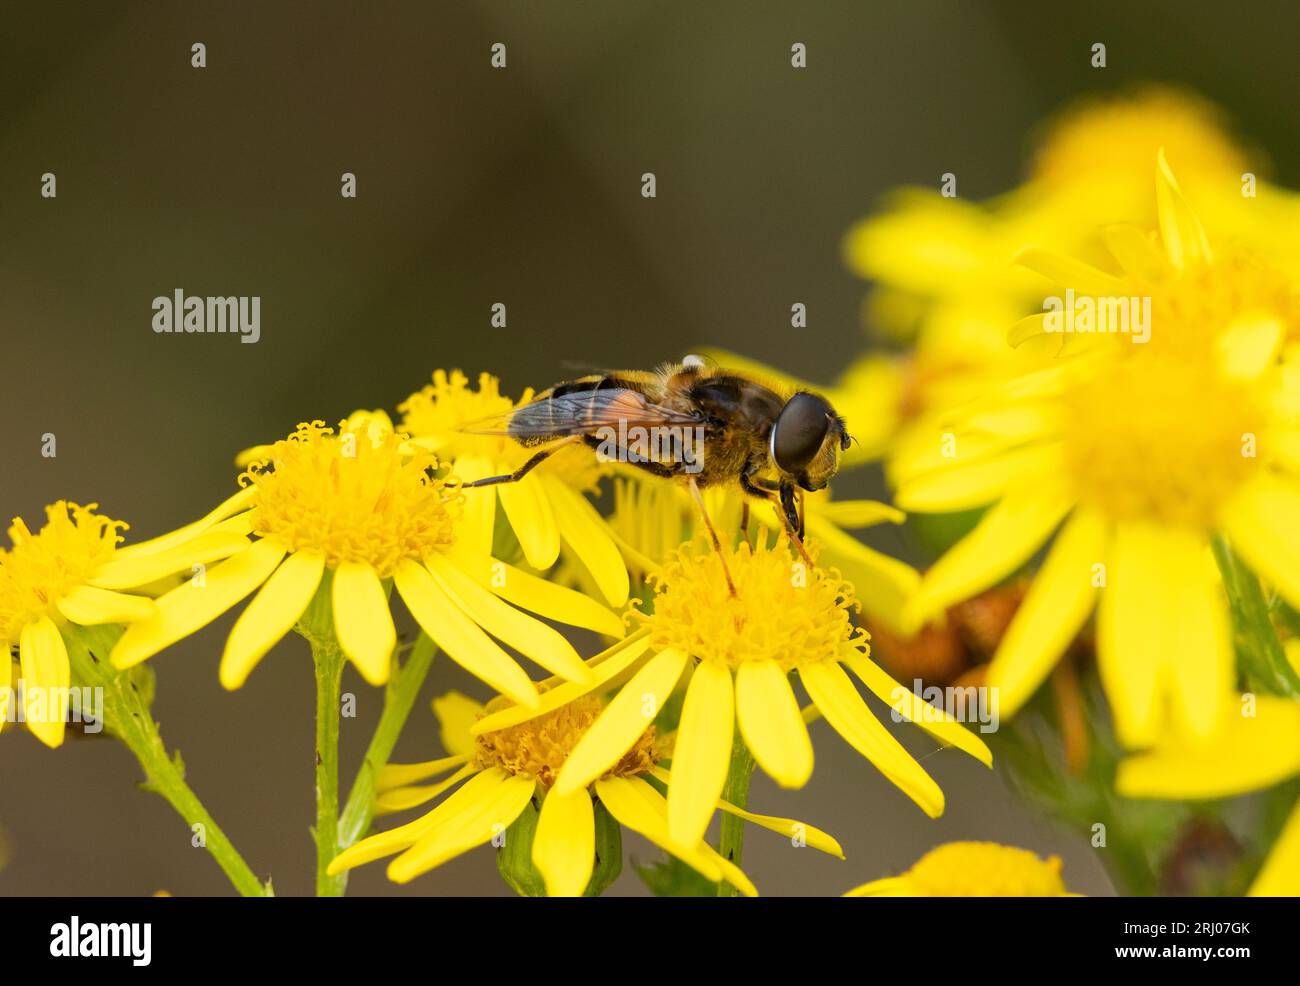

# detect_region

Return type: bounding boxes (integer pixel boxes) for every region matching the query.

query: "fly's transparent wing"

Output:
[460,388,702,440]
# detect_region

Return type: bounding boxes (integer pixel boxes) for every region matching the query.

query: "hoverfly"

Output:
[460,356,852,593]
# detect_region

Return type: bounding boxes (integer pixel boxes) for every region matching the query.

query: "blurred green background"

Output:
[2,0,1297,896]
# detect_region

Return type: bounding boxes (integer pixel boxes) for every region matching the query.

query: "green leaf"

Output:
[636,852,716,897]
[1212,536,1300,697]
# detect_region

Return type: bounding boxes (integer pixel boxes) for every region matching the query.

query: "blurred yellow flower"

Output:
[845,841,1075,896]
[0,502,155,747]
[841,88,1300,470]
[896,154,1300,747]
[108,421,622,706]
[399,370,629,607]
[469,536,990,852]
[1117,695,1300,896]
[328,690,843,895]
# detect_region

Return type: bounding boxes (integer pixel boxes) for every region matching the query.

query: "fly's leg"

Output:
[458,436,580,488]
[688,476,737,597]
[739,500,750,548]
[777,483,815,570]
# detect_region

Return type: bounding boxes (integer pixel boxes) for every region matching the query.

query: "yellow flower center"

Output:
[398,369,603,491]
[0,502,126,642]
[644,539,867,671]
[903,841,1070,896]
[1030,88,1247,190]
[1058,258,1292,528]
[474,695,659,789]
[400,369,523,461]
[241,421,459,577]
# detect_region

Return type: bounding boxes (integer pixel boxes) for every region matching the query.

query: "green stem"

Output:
[67,626,268,897]
[312,633,345,897]
[1212,535,1300,697]
[716,729,756,897]
[336,633,437,868]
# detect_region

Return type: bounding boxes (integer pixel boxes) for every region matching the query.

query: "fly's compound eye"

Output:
[771,392,832,474]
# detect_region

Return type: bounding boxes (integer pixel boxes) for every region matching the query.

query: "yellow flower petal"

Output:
[890,408,1054,487]
[469,631,653,736]
[715,797,844,859]
[1155,147,1213,269]
[393,559,538,708]
[332,561,396,686]
[986,508,1107,717]
[1166,544,1233,741]
[443,545,625,638]
[220,550,324,689]
[553,647,689,796]
[451,455,497,554]
[1099,223,1169,281]
[327,766,486,875]
[498,474,561,570]
[593,776,723,884]
[20,616,70,748]
[844,876,913,896]
[668,660,735,846]
[378,754,472,792]
[650,765,844,858]
[735,659,813,788]
[1096,523,1179,748]
[815,500,905,529]
[542,476,629,607]
[532,786,595,897]
[903,488,1072,632]
[387,768,536,883]
[1117,696,1300,800]
[432,691,485,758]
[55,585,155,626]
[425,551,591,684]
[1100,525,1227,747]
[375,763,477,816]
[1224,474,1300,611]
[701,842,759,897]
[110,539,286,670]
[1007,313,1056,350]
[1015,246,1125,294]
[111,488,256,559]
[799,659,944,818]
[89,529,251,591]
[843,653,992,767]
[894,443,1064,513]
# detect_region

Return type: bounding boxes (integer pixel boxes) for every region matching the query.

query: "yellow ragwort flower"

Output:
[1117,695,1300,896]
[844,841,1076,897]
[841,88,1300,474]
[606,472,921,633]
[466,536,990,852]
[328,690,843,895]
[107,421,623,705]
[399,369,629,607]
[0,502,155,747]
[896,154,1300,747]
